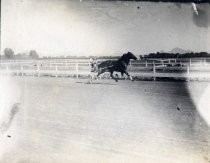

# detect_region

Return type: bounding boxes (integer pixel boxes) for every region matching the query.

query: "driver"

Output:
[87,57,98,84]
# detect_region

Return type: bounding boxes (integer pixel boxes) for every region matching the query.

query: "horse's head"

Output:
[126,52,137,60]
[119,52,137,65]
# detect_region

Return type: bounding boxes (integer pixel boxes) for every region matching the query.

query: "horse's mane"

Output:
[118,52,131,65]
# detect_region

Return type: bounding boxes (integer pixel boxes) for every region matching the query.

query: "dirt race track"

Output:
[0,77,210,163]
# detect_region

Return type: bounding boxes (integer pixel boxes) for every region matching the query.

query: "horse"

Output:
[97,52,137,82]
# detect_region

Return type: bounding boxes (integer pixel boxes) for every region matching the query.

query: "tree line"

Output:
[1,48,210,60]
[140,52,210,59]
[1,48,39,59]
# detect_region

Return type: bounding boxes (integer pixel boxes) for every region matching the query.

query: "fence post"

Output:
[204,59,206,67]
[187,64,190,81]
[21,66,23,76]
[37,65,40,77]
[56,66,58,77]
[145,60,148,67]
[161,60,164,66]
[153,62,156,81]
[153,63,156,73]
[187,64,190,75]
[76,61,78,79]
[189,59,192,67]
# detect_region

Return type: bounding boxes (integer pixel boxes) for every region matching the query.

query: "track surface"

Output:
[0,77,210,163]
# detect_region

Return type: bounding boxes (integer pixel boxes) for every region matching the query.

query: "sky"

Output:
[1,0,210,56]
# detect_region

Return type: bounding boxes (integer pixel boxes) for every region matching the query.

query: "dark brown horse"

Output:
[97,52,137,82]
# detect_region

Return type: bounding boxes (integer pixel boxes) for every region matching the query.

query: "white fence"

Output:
[1,58,210,80]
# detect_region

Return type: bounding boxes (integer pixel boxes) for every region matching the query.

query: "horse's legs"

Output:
[110,71,118,82]
[115,74,119,80]
[124,70,134,81]
[121,72,124,77]
[87,73,94,84]
[97,68,107,78]
[121,72,126,79]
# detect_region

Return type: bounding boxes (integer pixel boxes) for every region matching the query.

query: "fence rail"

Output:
[1,58,210,80]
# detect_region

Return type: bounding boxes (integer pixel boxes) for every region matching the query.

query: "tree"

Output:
[15,53,28,59]
[4,48,14,59]
[29,50,39,59]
